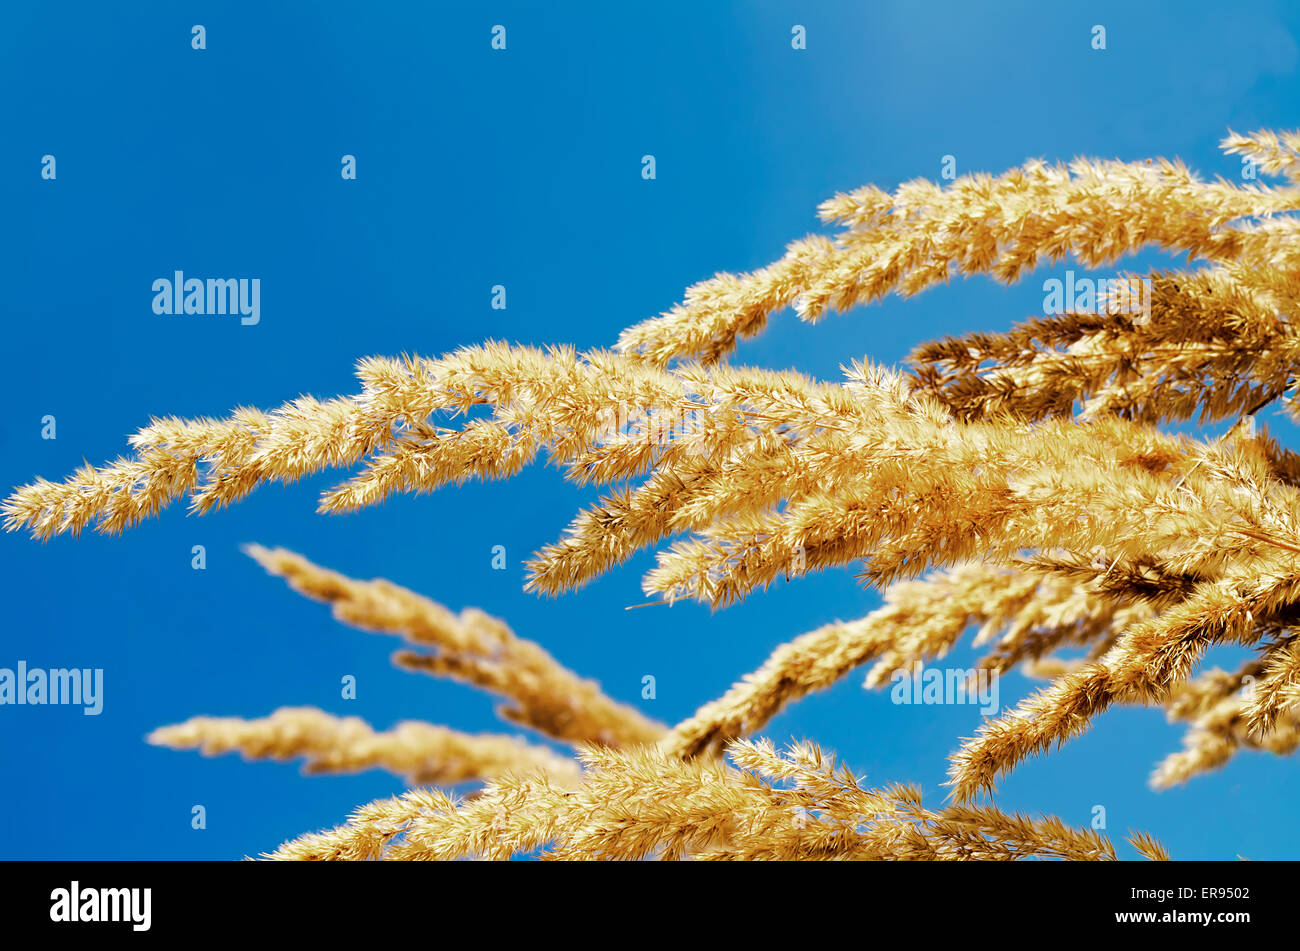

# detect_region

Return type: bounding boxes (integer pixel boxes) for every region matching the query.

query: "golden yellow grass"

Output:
[9,129,1300,859]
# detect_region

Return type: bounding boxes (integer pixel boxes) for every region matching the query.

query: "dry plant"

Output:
[9,128,1300,860]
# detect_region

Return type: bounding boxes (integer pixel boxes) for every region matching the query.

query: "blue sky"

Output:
[1,0,1297,859]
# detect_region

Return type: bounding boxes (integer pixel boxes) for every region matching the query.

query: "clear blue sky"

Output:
[2,0,1297,859]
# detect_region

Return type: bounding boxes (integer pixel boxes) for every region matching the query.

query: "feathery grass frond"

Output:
[244,545,664,748]
[266,740,1158,861]
[616,149,1299,367]
[148,707,582,786]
